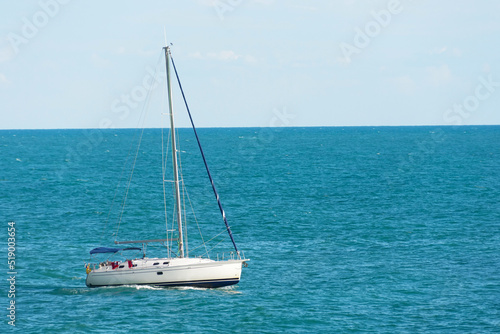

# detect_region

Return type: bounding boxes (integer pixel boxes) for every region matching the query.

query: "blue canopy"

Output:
[90,247,120,254]
[123,247,142,252]
[90,247,141,255]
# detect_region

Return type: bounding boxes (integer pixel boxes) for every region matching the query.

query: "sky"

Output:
[0,0,499,129]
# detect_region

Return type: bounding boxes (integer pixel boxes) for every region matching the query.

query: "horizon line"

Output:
[1,124,500,131]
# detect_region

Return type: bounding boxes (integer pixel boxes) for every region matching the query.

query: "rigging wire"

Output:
[161,72,171,245]
[188,228,227,255]
[99,137,137,244]
[175,127,187,256]
[101,52,164,245]
[95,48,162,244]
[169,53,239,255]
[205,235,230,255]
[114,55,162,241]
[182,181,210,258]
[99,47,241,261]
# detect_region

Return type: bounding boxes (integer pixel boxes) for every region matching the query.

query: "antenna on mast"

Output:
[163,28,173,47]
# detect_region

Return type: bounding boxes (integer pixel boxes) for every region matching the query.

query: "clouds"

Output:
[389,75,416,95]
[384,64,453,96]
[426,64,452,87]
[189,50,256,63]
[90,52,111,68]
[0,38,15,63]
[0,72,10,85]
[197,0,274,20]
[429,46,462,57]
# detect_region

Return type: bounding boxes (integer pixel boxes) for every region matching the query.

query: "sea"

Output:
[0,126,499,333]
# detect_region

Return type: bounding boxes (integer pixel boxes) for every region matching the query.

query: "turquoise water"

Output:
[1,126,499,333]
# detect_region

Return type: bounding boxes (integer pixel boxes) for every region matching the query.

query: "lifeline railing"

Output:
[216,251,246,261]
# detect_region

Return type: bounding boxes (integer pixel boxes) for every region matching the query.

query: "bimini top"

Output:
[90,247,141,255]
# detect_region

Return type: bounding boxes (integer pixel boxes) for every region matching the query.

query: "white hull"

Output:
[86,257,247,288]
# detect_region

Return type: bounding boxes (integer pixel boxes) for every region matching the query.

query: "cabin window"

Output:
[163,262,169,265]
[153,262,159,265]
[157,272,163,275]
[118,265,124,268]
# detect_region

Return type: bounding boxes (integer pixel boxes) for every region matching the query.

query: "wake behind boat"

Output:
[85,45,249,288]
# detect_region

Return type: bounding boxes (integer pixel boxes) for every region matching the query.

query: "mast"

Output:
[164,46,184,258]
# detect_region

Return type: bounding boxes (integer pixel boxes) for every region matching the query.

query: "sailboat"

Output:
[85,45,249,288]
